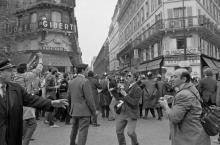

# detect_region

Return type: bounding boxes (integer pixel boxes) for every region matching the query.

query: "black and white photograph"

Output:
[1,0,220,145]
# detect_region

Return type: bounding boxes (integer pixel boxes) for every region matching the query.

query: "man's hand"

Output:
[159,98,169,109]
[95,110,100,116]
[51,99,69,109]
[120,89,127,97]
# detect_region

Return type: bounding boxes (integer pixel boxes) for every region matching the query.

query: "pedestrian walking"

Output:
[159,68,210,145]
[87,71,102,126]
[198,68,217,106]
[59,73,71,124]
[142,72,159,119]
[45,68,60,128]
[68,64,98,145]
[99,74,112,119]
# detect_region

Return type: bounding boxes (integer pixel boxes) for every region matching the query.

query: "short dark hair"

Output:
[88,71,94,77]
[17,63,27,74]
[77,67,86,74]
[180,70,191,83]
[51,69,58,75]
[63,73,68,79]
[204,68,213,77]
[48,68,52,72]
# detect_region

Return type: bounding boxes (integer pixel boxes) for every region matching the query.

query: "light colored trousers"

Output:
[109,97,117,119]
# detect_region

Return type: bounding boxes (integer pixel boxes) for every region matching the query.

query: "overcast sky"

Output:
[75,0,117,65]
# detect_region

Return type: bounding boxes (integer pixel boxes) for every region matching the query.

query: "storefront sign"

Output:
[5,20,75,34]
[164,48,200,56]
[40,46,65,51]
[41,20,75,32]
[164,59,200,66]
[164,56,200,66]
[5,23,38,34]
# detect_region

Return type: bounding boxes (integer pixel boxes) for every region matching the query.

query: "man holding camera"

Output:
[159,68,210,145]
[115,72,142,145]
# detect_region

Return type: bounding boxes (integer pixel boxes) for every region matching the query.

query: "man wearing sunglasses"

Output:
[116,72,142,145]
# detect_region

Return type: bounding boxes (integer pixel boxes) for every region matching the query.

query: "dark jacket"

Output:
[99,79,112,106]
[198,76,217,104]
[87,77,102,110]
[0,81,52,145]
[142,79,160,108]
[45,74,57,99]
[120,83,142,119]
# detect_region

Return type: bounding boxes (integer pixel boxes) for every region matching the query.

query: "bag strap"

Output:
[184,88,211,112]
[144,87,149,95]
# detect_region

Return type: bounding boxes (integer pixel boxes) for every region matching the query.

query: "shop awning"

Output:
[146,59,163,71]
[42,54,72,67]
[213,60,220,69]
[202,57,218,70]
[137,63,148,72]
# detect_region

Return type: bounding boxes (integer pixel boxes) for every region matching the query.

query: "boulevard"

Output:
[30,117,219,145]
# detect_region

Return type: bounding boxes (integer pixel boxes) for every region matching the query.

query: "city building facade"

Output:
[0,0,82,72]
[116,0,220,78]
[91,56,97,71]
[108,2,120,72]
[93,38,110,75]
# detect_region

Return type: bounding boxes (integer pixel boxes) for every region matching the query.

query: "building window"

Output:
[158,0,162,5]
[141,7,144,23]
[62,12,69,23]
[51,11,61,22]
[145,1,149,18]
[30,13,37,23]
[177,38,185,49]
[174,7,185,18]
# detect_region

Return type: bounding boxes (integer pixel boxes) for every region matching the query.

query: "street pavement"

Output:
[30,116,219,145]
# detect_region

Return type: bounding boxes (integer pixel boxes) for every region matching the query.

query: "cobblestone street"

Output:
[30,117,219,145]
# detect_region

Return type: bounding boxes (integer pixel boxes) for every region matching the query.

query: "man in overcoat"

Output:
[198,68,217,106]
[68,64,97,145]
[142,71,159,119]
[87,71,102,126]
[0,59,68,145]
[159,68,211,145]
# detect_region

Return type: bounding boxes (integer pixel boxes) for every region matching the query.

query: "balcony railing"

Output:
[132,15,220,48]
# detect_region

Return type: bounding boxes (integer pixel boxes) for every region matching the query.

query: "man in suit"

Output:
[198,68,217,106]
[68,64,97,145]
[0,59,69,145]
[116,72,142,145]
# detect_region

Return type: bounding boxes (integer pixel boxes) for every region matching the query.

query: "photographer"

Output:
[159,68,210,145]
[115,72,142,145]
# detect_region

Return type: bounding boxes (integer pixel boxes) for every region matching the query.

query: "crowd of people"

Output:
[1,52,220,145]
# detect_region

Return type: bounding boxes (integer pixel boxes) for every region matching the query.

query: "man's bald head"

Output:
[172,68,191,87]
[174,68,188,77]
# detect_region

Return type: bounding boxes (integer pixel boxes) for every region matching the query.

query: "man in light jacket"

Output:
[159,68,210,145]
[13,52,43,145]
